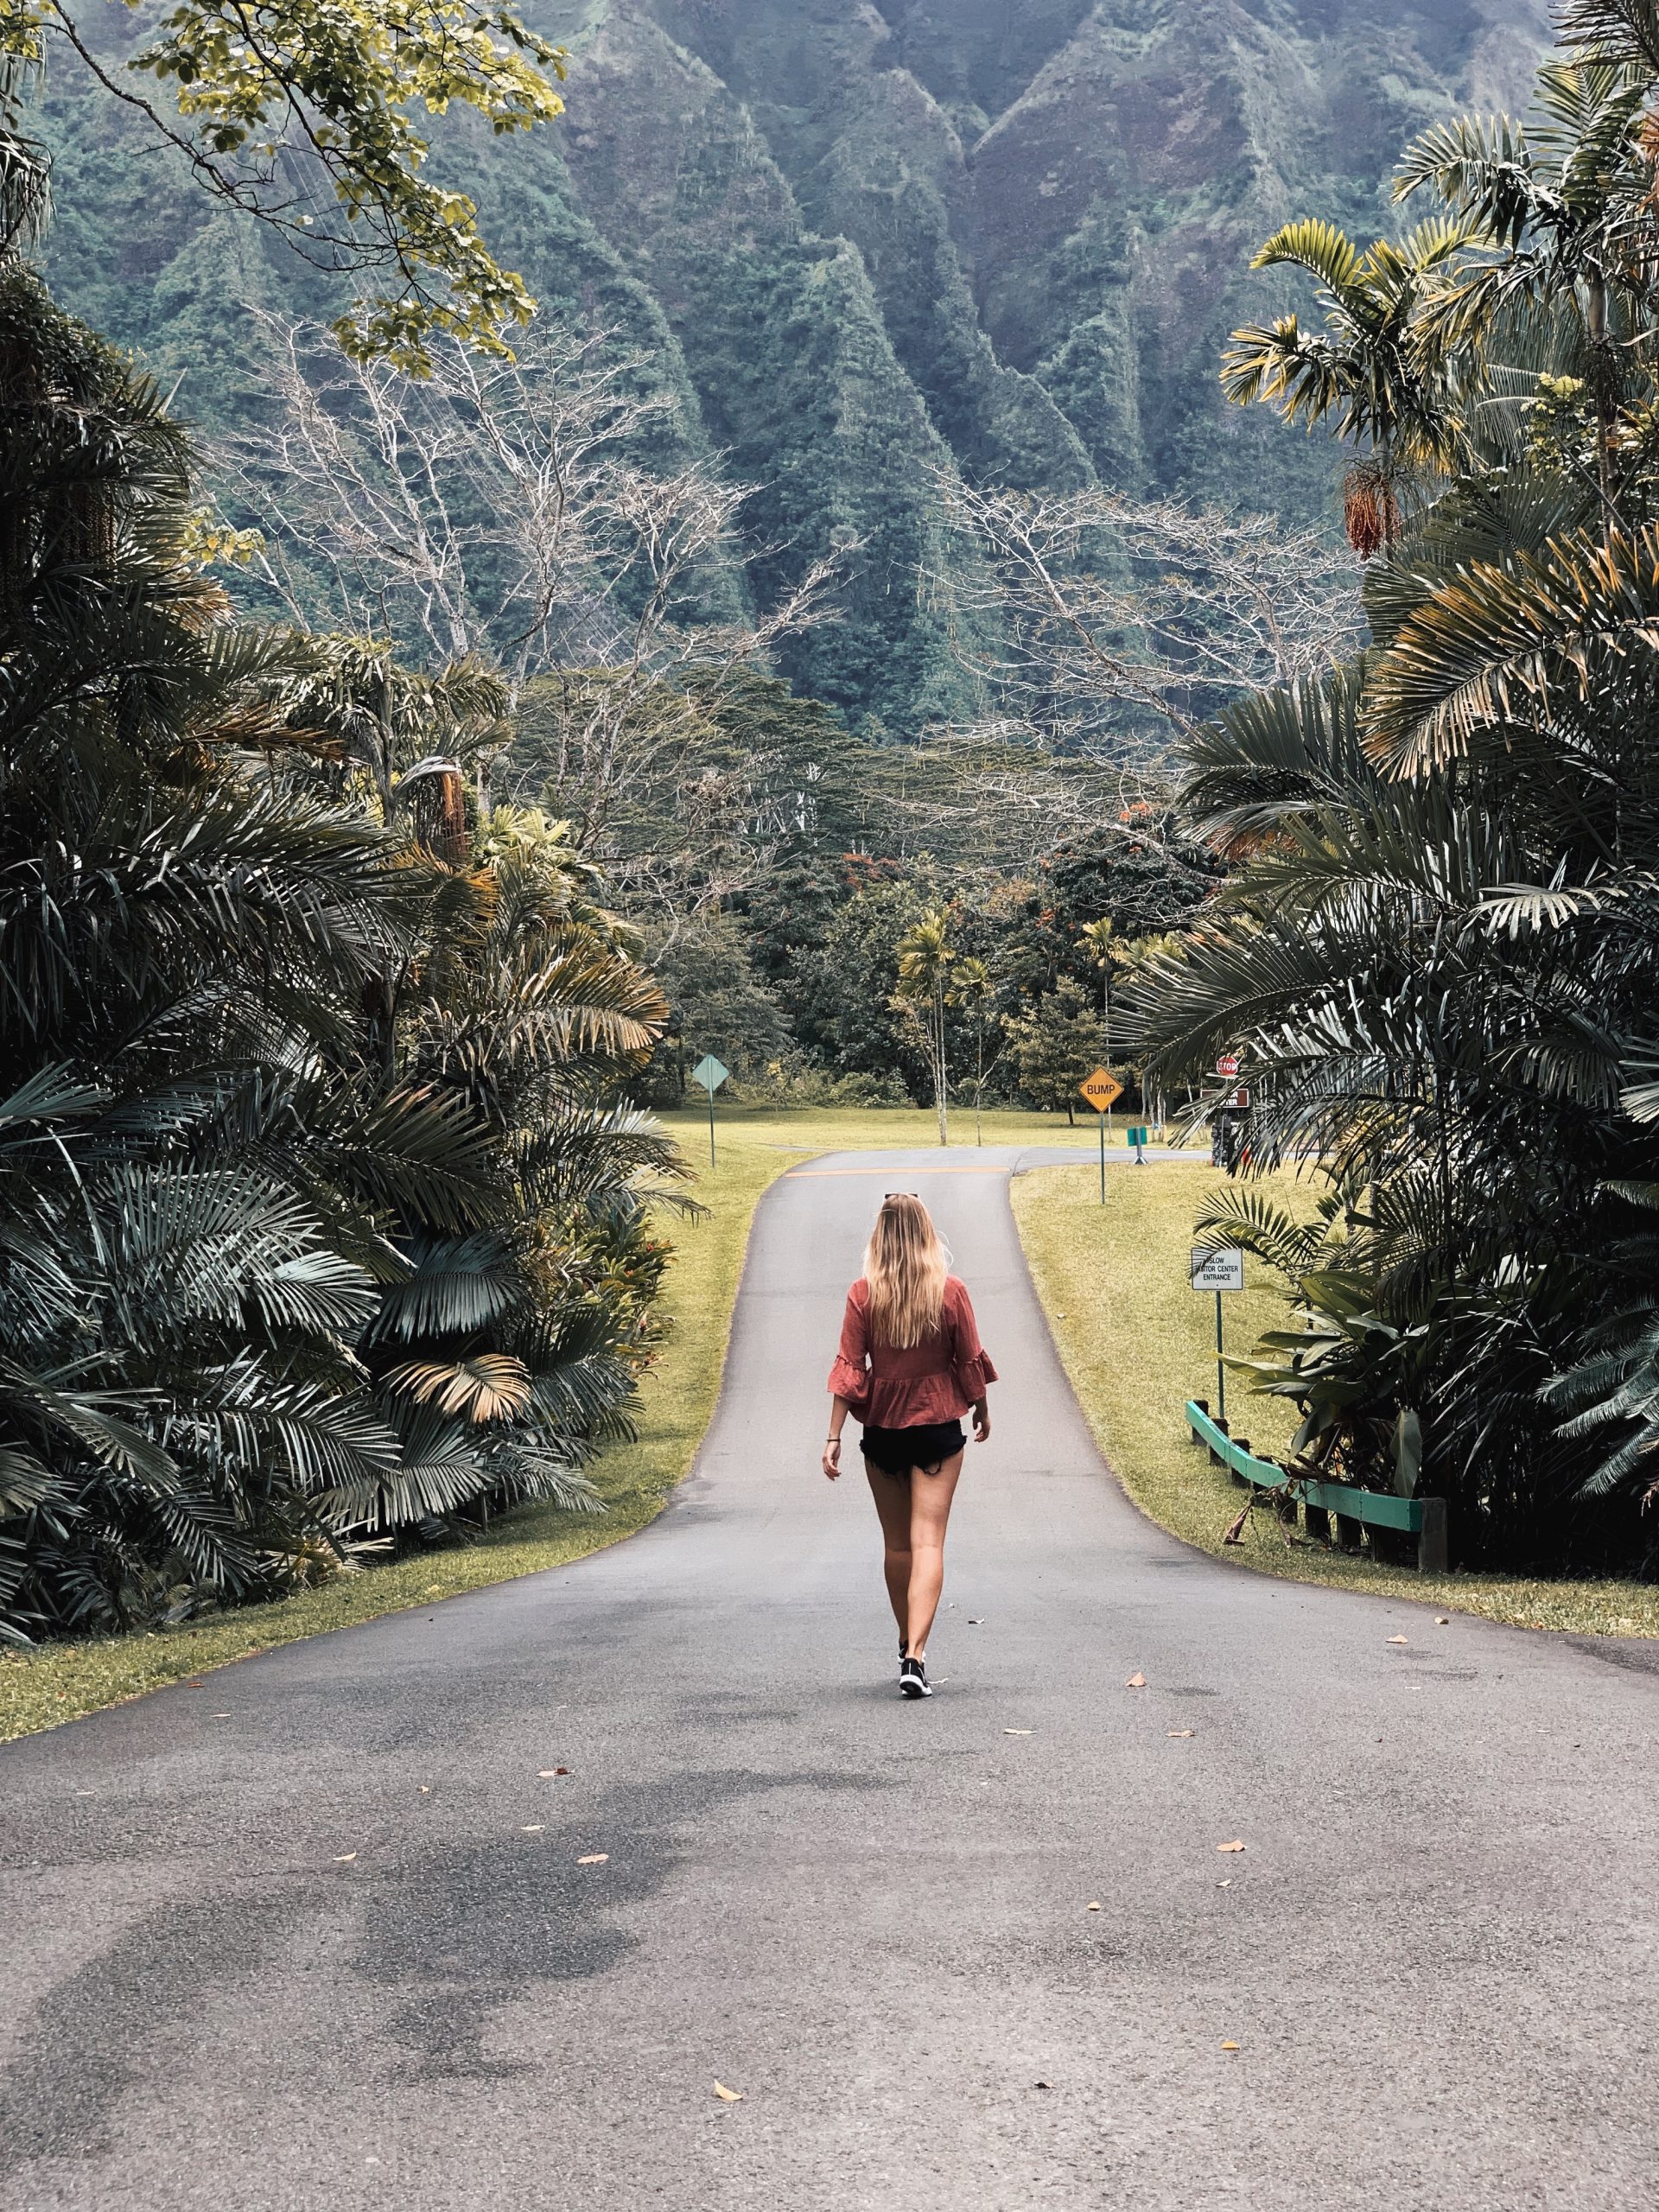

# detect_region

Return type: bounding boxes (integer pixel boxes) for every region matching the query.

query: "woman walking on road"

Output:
[823,1193,996,1697]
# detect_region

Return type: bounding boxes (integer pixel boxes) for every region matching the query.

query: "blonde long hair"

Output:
[863,1193,949,1349]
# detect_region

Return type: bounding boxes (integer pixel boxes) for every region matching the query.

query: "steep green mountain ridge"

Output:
[38,0,1542,731]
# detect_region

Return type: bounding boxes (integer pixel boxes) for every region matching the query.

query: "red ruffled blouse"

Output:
[828,1275,999,1430]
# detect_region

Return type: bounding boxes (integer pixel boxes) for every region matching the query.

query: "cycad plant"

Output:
[347,805,682,1535]
[0,260,417,1635]
[1134,2,1659,1573]
[0,250,678,1639]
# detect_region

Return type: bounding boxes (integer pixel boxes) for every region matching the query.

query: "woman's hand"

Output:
[972,1400,991,1444]
[822,1438,843,1481]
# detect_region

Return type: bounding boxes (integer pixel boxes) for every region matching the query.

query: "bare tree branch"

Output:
[937,480,1365,754]
[217,315,842,913]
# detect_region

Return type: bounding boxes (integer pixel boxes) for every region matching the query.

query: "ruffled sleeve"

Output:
[827,1281,871,1408]
[947,1278,998,1402]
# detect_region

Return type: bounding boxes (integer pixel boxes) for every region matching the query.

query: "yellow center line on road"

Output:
[783,1164,1062,1178]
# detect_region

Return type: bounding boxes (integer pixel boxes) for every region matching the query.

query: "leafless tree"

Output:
[938,480,1364,755]
[218,315,839,888]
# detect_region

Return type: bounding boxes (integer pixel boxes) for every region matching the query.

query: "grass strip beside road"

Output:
[0,1103,1096,1741]
[1014,1160,1659,1638]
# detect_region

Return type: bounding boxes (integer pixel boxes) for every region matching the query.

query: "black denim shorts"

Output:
[859,1420,966,1477]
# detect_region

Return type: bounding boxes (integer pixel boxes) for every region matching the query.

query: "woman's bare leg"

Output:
[905,1452,964,1659]
[864,1459,913,1644]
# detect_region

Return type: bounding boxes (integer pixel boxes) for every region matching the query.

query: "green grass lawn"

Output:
[0,1102,1096,1742]
[1013,1160,1659,1638]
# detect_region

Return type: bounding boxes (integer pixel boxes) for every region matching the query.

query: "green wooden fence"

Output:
[1185,1399,1448,1573]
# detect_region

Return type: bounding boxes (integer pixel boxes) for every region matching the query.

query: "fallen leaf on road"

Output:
[1387,1635,1408,1645]
[577,1853,608,1866]
[522,1825,543,1834]
[1217,1879,1232,1889]
[967,1618,983,1625]
[1003,1728,1033,1736]
[1435,1617,1450,1625]
[1033,2080,1053,2089]
[712,2082,744,2103]
[538,1768,570,1778]
[419,1785,429,1794]
[1167,1729,1194,1738]
[334,1853,357,1864]
[1216,1840,1246,1853]
[1125,1673,1147,1689]
[1221,2041,1240,2051]
[1085,1901,1102,1912]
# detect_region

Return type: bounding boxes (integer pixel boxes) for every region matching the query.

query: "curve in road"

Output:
[2,1147,1656,2211]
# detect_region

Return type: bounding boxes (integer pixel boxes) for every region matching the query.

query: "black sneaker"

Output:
[899,1656,931,1699]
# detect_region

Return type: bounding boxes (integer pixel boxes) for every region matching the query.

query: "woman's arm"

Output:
[824,1286,868,1478]
[823,1395,851,1481]
[949,1280,998,1436]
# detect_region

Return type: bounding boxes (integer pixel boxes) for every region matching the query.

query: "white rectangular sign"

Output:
[1190,1246,1244,1293]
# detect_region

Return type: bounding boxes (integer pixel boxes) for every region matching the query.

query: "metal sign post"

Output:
[1078,1066,1124,1205]
[1190,1245,1244,1424]
[1126,1124,1148,1164]
[690,1053,729,1166]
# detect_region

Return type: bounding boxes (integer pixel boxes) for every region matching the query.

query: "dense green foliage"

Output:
[1136,1,1659,1576]
[502,658,1221,1110]
[0,263,678,1643]
[30,0,1540,734]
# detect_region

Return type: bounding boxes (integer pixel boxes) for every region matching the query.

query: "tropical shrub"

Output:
[1135,3,1659,1574]
[0,259,678,1641]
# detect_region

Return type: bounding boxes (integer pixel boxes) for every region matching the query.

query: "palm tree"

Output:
[0,250,683,1637]
[350,807,682,1533]
[1394,54,1656,535]
[1152,10,1659,1574]
[1220,215,1477,553]
[948,957,995,1146]
[0,262,432,1635]
[896,911,955,1146]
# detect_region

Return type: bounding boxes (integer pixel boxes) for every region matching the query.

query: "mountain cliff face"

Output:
[38,0,1544,731]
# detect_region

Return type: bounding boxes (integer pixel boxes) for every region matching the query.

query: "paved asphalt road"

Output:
[3,1147,1657,2211]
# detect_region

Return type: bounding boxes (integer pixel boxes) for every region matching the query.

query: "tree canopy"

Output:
[1,0,568,367]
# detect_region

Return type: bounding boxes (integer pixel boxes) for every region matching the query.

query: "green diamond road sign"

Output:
[690,1055,729,1094]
